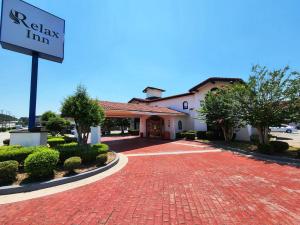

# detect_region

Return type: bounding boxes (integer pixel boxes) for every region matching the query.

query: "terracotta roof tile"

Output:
[99,101,184,115]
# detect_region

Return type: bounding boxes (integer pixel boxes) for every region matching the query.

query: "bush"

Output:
[250,134,260,144]
[3,139,10,145]
[96,153,107,166]
[24,149,59,178]
[176,132,183,139]
[0,146,42,164]
[206,131,215,140]
[64,136,77,143]
[55,143,109,164]
[128,129,139,135]
[270,141,289,153]
[257,144,274,154]
[64,156,82,172]
[0,160,19,184]
[196,131,207,139]
[92,143,109,153]
[185,132,196,140]
[47,138,65,147]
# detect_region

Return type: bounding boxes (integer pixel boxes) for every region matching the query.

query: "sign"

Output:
[0,0,65,63]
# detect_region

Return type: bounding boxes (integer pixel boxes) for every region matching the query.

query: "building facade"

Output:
[100,77,255,141]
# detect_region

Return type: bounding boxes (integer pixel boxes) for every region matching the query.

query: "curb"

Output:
[221,146,300,166]
[0,152,119,195]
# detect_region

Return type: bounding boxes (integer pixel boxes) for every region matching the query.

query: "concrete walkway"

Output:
[0,136,299,224]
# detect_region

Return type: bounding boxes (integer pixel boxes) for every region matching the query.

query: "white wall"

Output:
[146,89,163,98]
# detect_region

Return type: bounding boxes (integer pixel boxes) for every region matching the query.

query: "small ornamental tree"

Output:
[198,86,244,142]
[237,65,300,144]
[41,111,57,126]
[61,85,105,144]
[46,116,68,136]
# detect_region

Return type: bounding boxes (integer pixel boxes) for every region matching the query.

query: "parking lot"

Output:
[271,131,300,147]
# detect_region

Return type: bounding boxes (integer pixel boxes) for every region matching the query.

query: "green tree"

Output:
[61,85,105,144]
[237,65,300,144]
[115,118,130,134]
[199,86,244,142]
[46,116,68,136]
[41,111,57,126]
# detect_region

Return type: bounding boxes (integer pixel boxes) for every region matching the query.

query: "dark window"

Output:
[183,101,188,109]
[210,87,219,92]
[178,120,182,130]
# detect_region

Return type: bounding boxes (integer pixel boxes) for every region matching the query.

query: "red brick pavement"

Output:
[0,137,299,225]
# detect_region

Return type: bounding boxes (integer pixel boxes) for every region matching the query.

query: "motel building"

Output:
[100,77,255,141]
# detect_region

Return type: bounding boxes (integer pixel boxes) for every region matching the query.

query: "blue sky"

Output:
[1,0,300,118]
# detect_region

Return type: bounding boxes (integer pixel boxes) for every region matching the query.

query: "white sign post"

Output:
[0,0,65,145]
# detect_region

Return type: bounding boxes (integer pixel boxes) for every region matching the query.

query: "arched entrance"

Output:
[146,116,164,138]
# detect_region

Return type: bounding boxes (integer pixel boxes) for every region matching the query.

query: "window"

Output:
[183,101,188,109]
[178,120,182,130]
[210,87,219,92]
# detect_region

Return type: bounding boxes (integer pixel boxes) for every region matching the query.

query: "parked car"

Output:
[270,124,295,133]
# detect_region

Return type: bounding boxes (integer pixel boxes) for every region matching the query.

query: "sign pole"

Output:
[28,52,39,131]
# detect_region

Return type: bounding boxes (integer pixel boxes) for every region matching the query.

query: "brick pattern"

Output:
[0,138,299,225]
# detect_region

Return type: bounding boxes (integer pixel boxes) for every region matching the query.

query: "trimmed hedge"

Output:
[96,153,108,166]
[0,146,42,164]
[0,160,19,184]
[196,131,207,139]
[64,156,82,172]
[257,144,273,154]
[24,148,59,178]
[270,141,289,153]
[55,143,109,163]
[63,136,78,143]
[128,129,139,135]
[47,138,65,147]
[185,132,196,140]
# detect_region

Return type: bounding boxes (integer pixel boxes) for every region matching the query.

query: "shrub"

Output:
[128,129,139,135]
[56,143,109,163]
[55,142,80,162]
[0,146,42,164]
[196,131,207,139]
[185,132,196,140]
[175,132,183,139]
[257,144,274,154]
[64,136,78,143]
[250,134,260,144]
[92,143,109,153]
[64,156,82,172]
[47,138,65,148]
[96,153,108,166]
[0,160,19,184]
[270,141,289,153]
[24,149,59,178]
[3,139,10,145]
[206,131,215,140]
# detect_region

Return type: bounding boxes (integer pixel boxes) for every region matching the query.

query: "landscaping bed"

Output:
[0,141,115,187]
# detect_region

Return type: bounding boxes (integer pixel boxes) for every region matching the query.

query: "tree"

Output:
[46,116,68,136]
[198,86,244,142]
[237,65,300,144]
[115,118,130,134]
[41,111,57,126]
[61,85,105,144]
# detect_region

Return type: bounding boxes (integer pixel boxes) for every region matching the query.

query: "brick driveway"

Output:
[0,136,300,224]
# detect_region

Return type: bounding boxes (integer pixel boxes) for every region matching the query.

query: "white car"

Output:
[270,125,295,133]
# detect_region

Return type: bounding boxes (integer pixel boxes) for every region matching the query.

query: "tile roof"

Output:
[189,77,244,92]
[99,101,185,115]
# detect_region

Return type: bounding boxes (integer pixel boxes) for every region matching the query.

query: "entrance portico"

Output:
[99,101,186,140]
